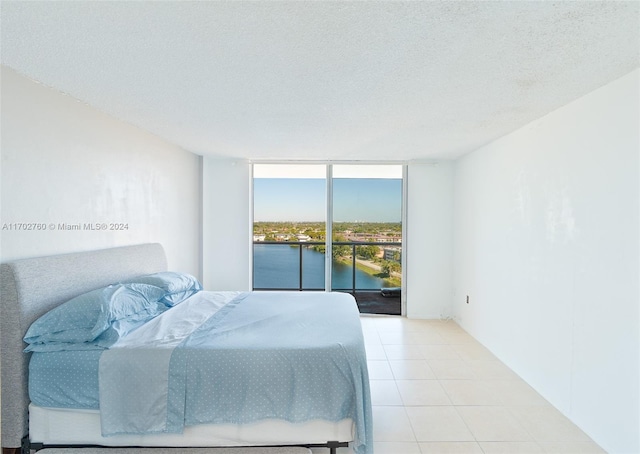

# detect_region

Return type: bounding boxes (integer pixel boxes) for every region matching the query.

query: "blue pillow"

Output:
[93,307,164,347]
[24,283,167,349]
[24,303,165,352]
[126,271,202,306]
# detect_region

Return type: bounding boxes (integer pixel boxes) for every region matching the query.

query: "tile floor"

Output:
[312,315,606,454]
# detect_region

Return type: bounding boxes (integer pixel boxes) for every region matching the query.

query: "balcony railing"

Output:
[252,240,402,293]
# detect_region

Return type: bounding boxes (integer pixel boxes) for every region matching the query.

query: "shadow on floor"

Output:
[352,291,401,315]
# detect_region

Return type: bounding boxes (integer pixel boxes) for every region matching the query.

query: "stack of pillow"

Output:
[23,272,202,352]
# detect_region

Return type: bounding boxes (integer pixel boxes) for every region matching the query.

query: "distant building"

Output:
[384,247,402,262]
[376,236,402,243]
[253,234,266,242]
[344,232,402,243]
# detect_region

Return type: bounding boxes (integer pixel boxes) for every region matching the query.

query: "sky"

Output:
[253,178,402,222]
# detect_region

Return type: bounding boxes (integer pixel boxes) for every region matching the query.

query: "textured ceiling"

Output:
[1,1,638,161]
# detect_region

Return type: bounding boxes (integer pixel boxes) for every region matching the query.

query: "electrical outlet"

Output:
[466,295,469,304]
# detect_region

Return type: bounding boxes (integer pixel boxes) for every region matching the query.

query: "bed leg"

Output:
[20,435,32,454]
[326,440,345,454]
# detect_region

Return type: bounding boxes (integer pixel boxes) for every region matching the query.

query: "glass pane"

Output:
[253,243,300,289]
[253,164,326,290]
[331,165,403,293]
[302,245,325,290]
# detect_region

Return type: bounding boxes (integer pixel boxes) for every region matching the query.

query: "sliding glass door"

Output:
[253,163,403,315]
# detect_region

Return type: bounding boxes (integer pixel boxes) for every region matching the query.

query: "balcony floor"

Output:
[352,290,401,315]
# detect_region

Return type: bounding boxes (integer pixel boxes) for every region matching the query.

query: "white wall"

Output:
[0,67,201,275]
[453,70,639,454]
[201,157,251,291]
[406,161,454,319]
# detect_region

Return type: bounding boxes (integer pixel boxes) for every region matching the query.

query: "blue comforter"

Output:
[97,291,372,454]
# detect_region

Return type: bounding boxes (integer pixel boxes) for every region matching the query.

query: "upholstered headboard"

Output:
[0,243,168,449]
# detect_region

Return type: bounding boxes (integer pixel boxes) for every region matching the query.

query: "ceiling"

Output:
[1,1,638,161]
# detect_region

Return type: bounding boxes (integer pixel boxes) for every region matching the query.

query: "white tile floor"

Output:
[312,315,606,454]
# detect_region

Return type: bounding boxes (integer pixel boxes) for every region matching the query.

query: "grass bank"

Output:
[335,256,401,287]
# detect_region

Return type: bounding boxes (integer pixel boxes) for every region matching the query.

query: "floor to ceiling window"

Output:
[253,164,326,290]
[253,163,404,315]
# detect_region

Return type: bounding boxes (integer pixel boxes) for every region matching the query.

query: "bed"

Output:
[0,243,372,454]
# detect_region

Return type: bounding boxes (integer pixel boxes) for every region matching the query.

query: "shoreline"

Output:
[335,256,401,287]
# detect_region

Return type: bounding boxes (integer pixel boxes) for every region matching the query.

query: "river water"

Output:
[253,244,393,290]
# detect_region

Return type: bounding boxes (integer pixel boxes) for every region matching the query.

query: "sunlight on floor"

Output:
[311,315,605,454]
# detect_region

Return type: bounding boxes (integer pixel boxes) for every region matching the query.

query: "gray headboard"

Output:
[0,243,168,449]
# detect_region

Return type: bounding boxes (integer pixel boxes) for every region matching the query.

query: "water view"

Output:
[253,243,396,290]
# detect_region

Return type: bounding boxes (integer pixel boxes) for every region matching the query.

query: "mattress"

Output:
[29,404,354,447]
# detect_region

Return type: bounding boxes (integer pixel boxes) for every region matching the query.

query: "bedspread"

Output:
[98,291,372,454]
